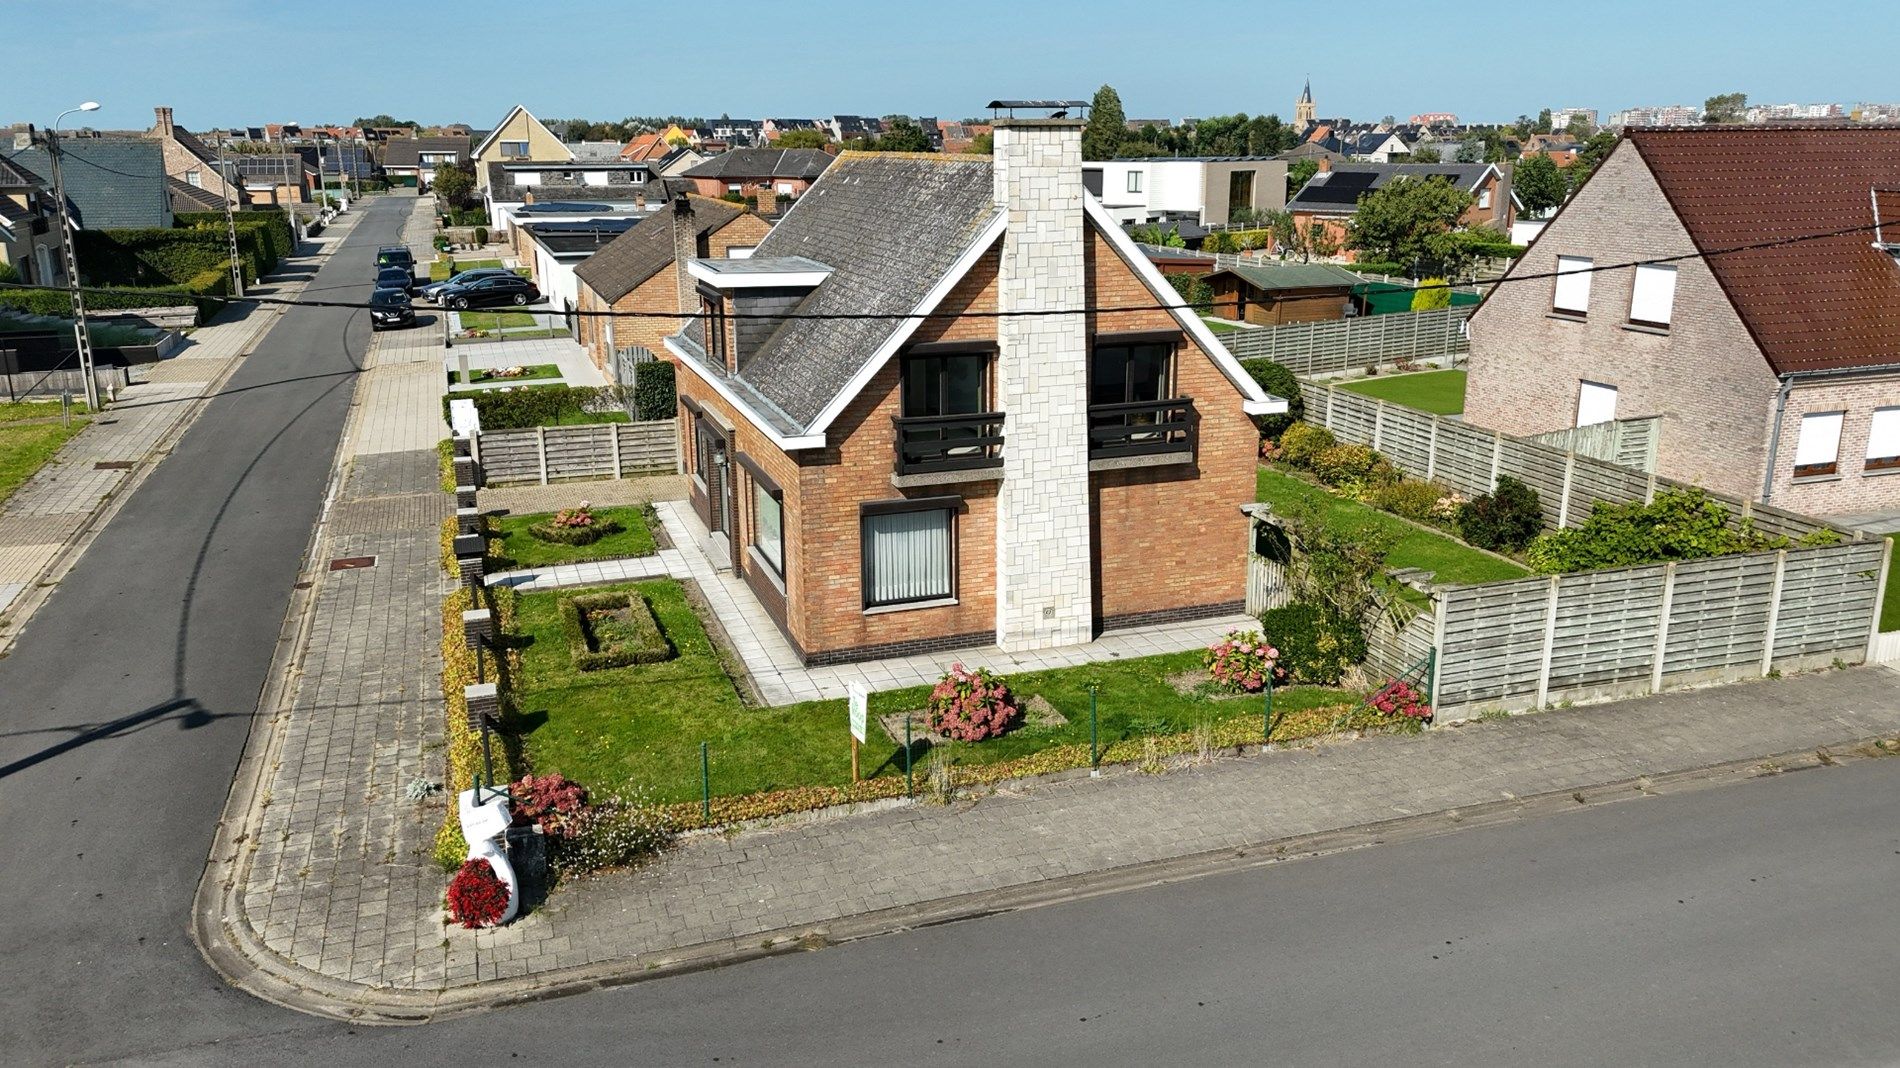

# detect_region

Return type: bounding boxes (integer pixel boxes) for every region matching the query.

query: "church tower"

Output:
[1295,77,1316,128]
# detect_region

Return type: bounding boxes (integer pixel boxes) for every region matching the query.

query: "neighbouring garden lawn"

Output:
[510,579,1359,805]
[452,362,562,386]
[1199,315,1241,334]
[1256,466,1529,587]
[492,506,657,569]
[1337,369,1467,416]
[0,417,88,504]
[1883,544,1900,632]
[430,257,506,282]
[459,311,538,331]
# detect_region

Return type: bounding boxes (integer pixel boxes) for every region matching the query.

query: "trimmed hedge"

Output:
[0,267,230,320]
[442,384,630,430]
[630,360,676,422]
[1259,602,1367,685]
[559,590,673,671]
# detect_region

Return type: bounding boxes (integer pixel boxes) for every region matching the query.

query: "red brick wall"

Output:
[687,177,813,201]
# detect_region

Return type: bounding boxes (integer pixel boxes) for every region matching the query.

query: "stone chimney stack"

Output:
[991,116,1093,652]
[671,194,701,322]
[755,187,777,216]
[154,106,175,136]
[1316,155,1332,173]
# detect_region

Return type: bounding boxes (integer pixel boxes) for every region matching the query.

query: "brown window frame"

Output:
[859,496,961,611]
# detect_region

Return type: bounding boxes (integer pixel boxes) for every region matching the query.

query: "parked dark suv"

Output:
[375,265,416,295]
[369,287,416,331]
[439,273,542,309]
[375,246,414,271]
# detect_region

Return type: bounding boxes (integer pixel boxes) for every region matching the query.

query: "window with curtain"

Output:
[752,480,784,576]
[1867,407,1900,471]
[862,507,953,608]
[902,353,988,417]
[1629,264,1678,327]
[500,141,529,158]
[1553,256,1592,314]
[1090,341,1174,407]
[1794,411,1844,478]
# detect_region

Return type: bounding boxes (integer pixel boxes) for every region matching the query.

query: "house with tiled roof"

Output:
[471,105,572,191]
[1,140,172,229]
[0,155,61,286]
[380,135,470,187]
[1286,159,1513,261]
[1465,124,1900,517]
[661,121,1285,664]
[145,107,244,206]
[679,148,834,203]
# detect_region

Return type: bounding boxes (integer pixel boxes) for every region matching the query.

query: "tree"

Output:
[869,119,934,152]
[1411,276,1453,312]
[1346,176,1475,274]
[1703,92,1747,124]
[1285,157,1319,199]
[773,128,831,150]
[1455,135,1486,163]
[1082,85,1128,160]
[1564,114,1595,140]
[1534,108,1554,135]
[1569,130,1619,188]
[354,114,419,129]
[1410,146,1442,163]
[1514,153,1567,217]
[966,131,993,155]
[431,160,475,208]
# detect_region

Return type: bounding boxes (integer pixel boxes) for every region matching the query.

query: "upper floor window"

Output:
[499,140,530,158]
[1091,339,1173,407]
[1629,264,1678,328]
[1867,407,1900,471]
[1126,170,1143,194]
[700,288,728,367]
[185,170,202,187]
[903,351,989,418]
[1553,255,1592,315]
[1794,410,1844,479]
[1477,186,1492,209]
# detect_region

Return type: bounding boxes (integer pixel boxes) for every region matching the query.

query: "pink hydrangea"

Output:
[1203,629,1280,694]
[1369,679,1432,720]
[926,663,1021,742]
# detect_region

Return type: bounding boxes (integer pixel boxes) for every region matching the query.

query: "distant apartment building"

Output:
[1744,102,1844,122]
[1607,104,1702,127]
[1409,113,1458,127]
[1550,107,1599,130]
[1855,103,1900,123]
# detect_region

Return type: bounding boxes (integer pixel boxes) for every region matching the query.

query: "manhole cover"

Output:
[328,556,377,571]
[93,461,134,470]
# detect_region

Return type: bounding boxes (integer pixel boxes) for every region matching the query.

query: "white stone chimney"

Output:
[992,117,1093,652]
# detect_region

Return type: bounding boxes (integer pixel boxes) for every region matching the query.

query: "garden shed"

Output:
[1205,263,1361,326]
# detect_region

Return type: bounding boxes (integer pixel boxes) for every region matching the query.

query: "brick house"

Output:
[1464,124,1900,518]
[678,148,833,204]
[145,106,243,206]
[660,125,1286,665]
[570,196,772,376]
[1286,159,1514,262]
[0,156,61,286]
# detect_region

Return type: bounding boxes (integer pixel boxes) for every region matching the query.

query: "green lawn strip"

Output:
[1336,369,1467,416]
[452,362,562,386]
[459,311,538,331]
[1256,466,1529,587]
[492,506,656,569]
[1199,315,1240,334]
[0,418,89,505]
[1882,541,1900,632]
[511,580,1356,805]
[0,400,92,425]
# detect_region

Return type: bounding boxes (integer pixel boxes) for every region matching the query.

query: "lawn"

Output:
[1337,369,1467,416]
[429,257,505,282]
[491,506,657,569]
[510,579,1357,805]
[1199,315,1241,334]
[0,406,90,505]
[451,362,562,386]
[1883,541,1900,633]
[458,311,539,331]
[1256,466,1529,587]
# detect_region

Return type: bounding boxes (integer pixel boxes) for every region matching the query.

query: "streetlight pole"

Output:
[43,102,102,413]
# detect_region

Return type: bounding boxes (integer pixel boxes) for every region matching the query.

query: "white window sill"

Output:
[1620,322,1671,336]
[1862,464,1900,478]
[864,596,958,616]
[746,546,787,593]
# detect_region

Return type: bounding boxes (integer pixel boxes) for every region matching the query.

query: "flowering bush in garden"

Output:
[509,773,589,840]
[490,365,532,378]
[1203,630,1281,693]
[445,858,511,928]
[553,503,596,528]
[1369,679,1432,721]
[926,663,1021,742]
[529,502,621,545]
[1430,492,1467,523]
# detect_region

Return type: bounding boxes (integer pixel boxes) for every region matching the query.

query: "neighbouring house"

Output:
[565,141,625,162]
[679,148,833,203]
[1285,159,1514,261]
[471,105,572,191]
[381,135,471,188]
[0,155,62,286]
[1346,130,1412,163]
[226,154,309,205]
[570,194,772,376]
[661,124,1285,665]
[1464,124,1900,519]
[145,107,243,206]
[761,118,826,143]
[516,218,640,335]
[1203,262,1363,325]
[1,139,172,229]
[1082,157,1290,226]
[483,159,661,237]
[167,176,227,214]
[828,115,882,142]
[940,122,992,154]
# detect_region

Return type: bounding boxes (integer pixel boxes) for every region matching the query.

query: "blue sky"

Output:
[13,0,1900,130]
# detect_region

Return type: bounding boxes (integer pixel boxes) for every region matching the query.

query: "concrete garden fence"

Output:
[1219,306,1470,376]
[473,420,678,485]
[1528,415,1661,474]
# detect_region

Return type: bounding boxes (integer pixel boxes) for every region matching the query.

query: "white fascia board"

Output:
[1084,196,1282,413]
[686,259,830,288]
[662,336,826,451]
[801,210,1008,437]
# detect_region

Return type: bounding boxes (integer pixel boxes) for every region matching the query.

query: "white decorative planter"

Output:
[457,788,520,926]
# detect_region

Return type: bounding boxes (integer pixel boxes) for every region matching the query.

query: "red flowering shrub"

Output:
[926,663,1021,742]
[445,858,510,928]
[1203,629,1280,693]
[509,773,589,840]
[552,503,596,528]
[1369,679,1432,720]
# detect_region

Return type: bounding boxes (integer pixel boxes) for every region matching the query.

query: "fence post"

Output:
[1489,430,1504,489]
[1323,385,1335,430]
[610,423,623,479]
[1557,452,1577,528]
[536,425,549,485]
[1425,415,1440,482]
[1535,576,1561,709]
[1645,470,1658,505]
[1651,562,1678,693]
[1429,592,1449,716]
[1761,549,1788,676]
[700,741,711,820]
[1866,538,1893,663]
[1372,400,1385,452]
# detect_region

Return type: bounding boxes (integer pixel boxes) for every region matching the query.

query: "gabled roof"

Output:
[1627,124,1900,375]
[572,195,748,303]
[381,136,470,167]
[1287,162,1498,214]
[472,105,572,160]
[1,140,171,229]
[0,155,41,189]
[682,149,833,181]
[167,177,228,213]
[1208,262,1365,291]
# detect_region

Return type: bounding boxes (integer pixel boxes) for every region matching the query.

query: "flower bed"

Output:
[559,589,672,671]
[528,503,621,546]
[432,585,525,871]
[446,858,510,928]
[492,505,656,570]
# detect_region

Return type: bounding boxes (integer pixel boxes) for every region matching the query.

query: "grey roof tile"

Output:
[1,140,172,229]
[681,149,834,181]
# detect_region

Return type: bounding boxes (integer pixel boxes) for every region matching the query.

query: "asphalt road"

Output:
[0,198,408,1064]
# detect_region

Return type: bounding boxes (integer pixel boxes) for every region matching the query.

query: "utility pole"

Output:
[40,102,102,413]
[216,138,245,298]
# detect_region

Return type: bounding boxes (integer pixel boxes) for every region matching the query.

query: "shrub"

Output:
[559,590,672,671]
[1411,276,1452,312]
[1311,443,1392,489]
[1525,489,1782,574]
[508,773,588,840]
[1258,602,1367,686]
[474,226,489,246]
[1456,475,1543,552]
[1369,679,1431,720]
[0,262,18,284]
[630,360,677,422]
[445,858,510,928]
[528,503,621,545]
[560,792,673,874]
[443,384,629,430]
[1369,478,1446,522]
[1241,360,1302,439]
[1278,422,1336,467]
[926,664,1021,742]
[1203,630,1281,693]
[431,586,526,871]
[1797,528,1844,548]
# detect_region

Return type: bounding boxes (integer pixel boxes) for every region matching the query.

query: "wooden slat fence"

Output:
[474,420,678,485]
[1222,307,1470,376]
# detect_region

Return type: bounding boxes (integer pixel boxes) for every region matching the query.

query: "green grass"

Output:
[1256,466,1529,587]
[0,400,91,425]
[492,506,657,569]
[0,415,90,505]
[1199,315,1240,334]
[1882,541,1900,632]
[1337,369,1467,416]
[452,362,562,385]
[429,257,506,282]
[511,579,1356,804]
[458,310,538,331]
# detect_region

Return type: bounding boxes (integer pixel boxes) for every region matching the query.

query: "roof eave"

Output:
[662,336,826,451]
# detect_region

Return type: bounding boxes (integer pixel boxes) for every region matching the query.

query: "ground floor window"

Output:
[752,480,784,577]
[862,504,954,608]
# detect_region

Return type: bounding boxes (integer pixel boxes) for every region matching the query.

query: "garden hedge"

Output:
[630,360,677,422]
[559,590,672,670]
[433,586,525,871]
[442,384,629,430]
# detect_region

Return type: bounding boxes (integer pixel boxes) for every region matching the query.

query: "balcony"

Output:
[892,412,1005,478]
[1088,397,1197,462]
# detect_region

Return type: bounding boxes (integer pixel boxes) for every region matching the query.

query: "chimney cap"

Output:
[988,99,1090,117]
[672,193,692,216]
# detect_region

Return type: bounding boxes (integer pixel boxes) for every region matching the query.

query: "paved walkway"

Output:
[0,212,360,639]
[443,333,606,388]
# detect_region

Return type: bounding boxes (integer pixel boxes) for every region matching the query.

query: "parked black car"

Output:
[418,267,517,303]
[375,265,417,295]
[375,246,415,271]
[439,273,542,310]
[369,287,416,331]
